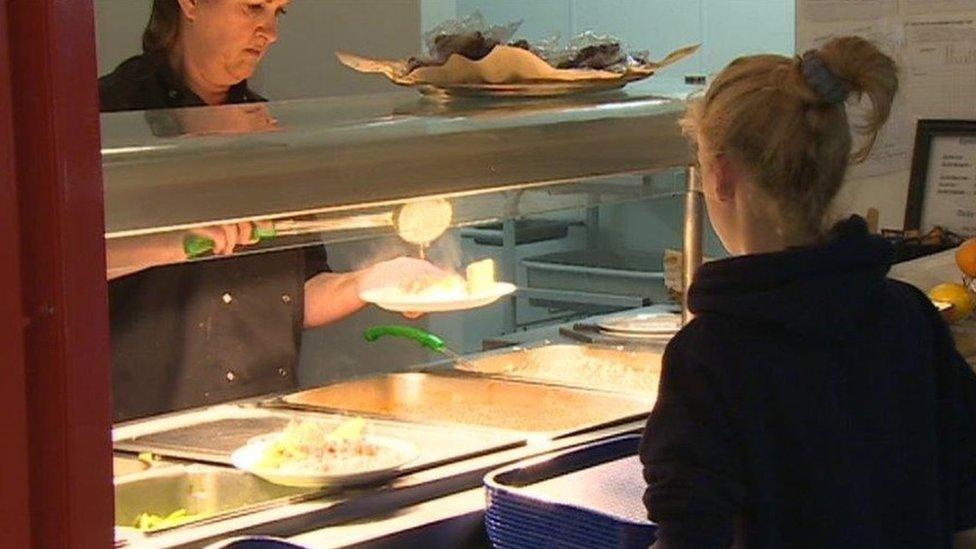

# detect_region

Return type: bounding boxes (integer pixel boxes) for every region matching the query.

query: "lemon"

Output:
[929,282,974,324]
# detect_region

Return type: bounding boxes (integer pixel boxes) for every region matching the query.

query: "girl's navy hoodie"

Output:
[640,216,976,548]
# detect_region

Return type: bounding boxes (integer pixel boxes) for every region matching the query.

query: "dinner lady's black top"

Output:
[101,54,329,422]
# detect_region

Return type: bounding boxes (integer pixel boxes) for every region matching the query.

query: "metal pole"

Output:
[682,166,704,325]
[501,190,522,333]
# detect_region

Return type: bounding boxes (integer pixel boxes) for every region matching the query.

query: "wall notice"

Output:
[920,135,976,235]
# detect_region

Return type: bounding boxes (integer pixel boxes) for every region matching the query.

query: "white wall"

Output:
[252,0,422,99]
[94,0,423,99]
[93,0,150,76]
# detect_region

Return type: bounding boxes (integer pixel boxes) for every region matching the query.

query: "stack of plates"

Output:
[484,436,656,548]
[595,313,682,341]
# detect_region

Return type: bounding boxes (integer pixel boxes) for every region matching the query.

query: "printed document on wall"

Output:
[904,16,976,119]
[905,0,976,15]
[797,18,913,178]
[799,0,898,23]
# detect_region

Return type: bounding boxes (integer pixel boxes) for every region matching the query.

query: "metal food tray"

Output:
[453,344,663,396]
[115,463,320,536]
[275,372,651,438]
[484,435,655,548]
[114,406,523,471]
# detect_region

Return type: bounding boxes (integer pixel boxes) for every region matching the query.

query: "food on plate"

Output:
[465,258,495,294]
[400,272,467,297]
[408,35,540,72]
[133,509,204,531]
[336,11,698,96]
[459,345,662,394]
[406,12,522,72]
[433,31,497,62]
[929,282,974,324]
[556,42,626,70]
[398,259,496,298]
[956,237,976,278]
[253,418,404,474]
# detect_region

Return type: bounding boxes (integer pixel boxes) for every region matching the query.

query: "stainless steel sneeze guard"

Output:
[101,88,690,239]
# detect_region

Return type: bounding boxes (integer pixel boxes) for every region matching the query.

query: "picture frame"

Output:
[904,119,976,236]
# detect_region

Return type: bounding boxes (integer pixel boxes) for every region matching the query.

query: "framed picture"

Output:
[904,119,976,236]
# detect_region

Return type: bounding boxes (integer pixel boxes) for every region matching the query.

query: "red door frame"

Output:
[0,3,33,547]
[3,0,114,546]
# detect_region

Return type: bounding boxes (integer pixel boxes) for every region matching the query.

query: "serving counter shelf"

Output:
[110,336,666,547]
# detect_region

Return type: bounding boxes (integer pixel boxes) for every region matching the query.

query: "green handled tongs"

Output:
[183,214,395,258]
[364,325,473,368]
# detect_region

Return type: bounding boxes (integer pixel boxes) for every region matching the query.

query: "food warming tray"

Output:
[114,406,522,470]
[484,435,655,548]
[453,344,663,396]
[274,372,652,437]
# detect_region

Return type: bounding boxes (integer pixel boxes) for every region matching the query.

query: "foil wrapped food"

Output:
[336,12,699,95]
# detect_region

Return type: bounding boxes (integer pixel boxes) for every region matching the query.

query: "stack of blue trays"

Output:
[484,435,656,548]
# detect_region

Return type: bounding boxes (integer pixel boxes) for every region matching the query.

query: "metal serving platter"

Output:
[114,405,523,471]
[453,344,663,396]
[415,80,633,98]
[275,372,652,438]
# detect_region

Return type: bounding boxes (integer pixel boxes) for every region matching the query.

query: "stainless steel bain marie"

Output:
[114,464,319,534]
[277,372,652,437]
[114,405,522,469]
[454,344,663,395]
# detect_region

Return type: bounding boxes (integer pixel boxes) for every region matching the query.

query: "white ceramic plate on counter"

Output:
[596,313,682,335]
[231,434,419,488]
[360,282,517,313]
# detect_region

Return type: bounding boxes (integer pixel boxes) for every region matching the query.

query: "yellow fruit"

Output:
[929,282,974,324]
[956,238,976,278]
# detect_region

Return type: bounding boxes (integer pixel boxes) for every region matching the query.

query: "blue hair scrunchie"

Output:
[801,50,848,104]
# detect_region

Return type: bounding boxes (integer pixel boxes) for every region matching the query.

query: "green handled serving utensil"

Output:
[182,214,401,259]
[364,325,473,368]
[183,225,279,258]
[182,202,454,260]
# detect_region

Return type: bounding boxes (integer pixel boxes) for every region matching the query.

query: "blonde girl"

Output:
[640,36,976,548]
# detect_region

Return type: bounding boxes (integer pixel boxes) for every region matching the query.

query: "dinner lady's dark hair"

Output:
[142,0,182,60]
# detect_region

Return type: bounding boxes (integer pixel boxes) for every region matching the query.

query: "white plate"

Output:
[596,313,682,335]
[597,329,675,341]
[231,435,419,488]
[360,282,517,313]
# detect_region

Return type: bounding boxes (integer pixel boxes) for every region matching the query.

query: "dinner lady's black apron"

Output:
[101,55,329,421]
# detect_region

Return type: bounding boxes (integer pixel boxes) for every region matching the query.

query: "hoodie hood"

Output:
[688,216,895,341]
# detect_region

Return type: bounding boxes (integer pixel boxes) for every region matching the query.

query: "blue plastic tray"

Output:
[484,435,655,549]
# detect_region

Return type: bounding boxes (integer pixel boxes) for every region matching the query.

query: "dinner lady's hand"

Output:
[106,222,270,280]
[187,222,263,256]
